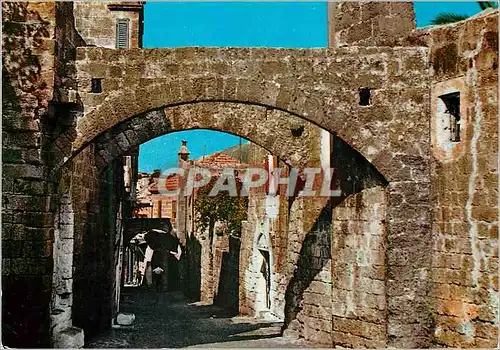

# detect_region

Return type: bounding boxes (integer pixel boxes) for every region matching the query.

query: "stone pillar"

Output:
[53,326,84,348]
[386,181,433,348]
[176,140,190,244]
[50,192,85,348]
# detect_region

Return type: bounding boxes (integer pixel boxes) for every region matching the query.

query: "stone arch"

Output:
[61,46,434,347]
[57,100,392,188]
[88,102,329,171]
[73,46,431,183]
[56,97,397,341]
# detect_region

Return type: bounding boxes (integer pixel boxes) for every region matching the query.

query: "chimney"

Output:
[178,140,190,163]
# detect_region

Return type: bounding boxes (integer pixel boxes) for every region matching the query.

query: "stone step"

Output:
[116,312,136,325]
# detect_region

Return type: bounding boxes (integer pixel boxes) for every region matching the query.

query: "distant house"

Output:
[133,142,248,231]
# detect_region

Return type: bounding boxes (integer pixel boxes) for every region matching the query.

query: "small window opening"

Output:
[440,92,460,142]
[91,78,102,93]
[291,125,304,137]
[359,88,371,106]
[116,18,130,49]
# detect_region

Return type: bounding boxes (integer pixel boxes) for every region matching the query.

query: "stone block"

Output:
[3,164,47,180]
[55,253,73,278]
[50,308,71,333]
[116,312,136,325]
[22,239,52,258]
[54,276,73,295]
[53,326,84,348]
[2,240,23,258]
[360,2,391,22]
[334,6,360,30]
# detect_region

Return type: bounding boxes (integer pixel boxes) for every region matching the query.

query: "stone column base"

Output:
[53,326,84,348]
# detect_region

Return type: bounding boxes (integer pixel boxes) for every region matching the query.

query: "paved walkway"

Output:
[85,289,307,348]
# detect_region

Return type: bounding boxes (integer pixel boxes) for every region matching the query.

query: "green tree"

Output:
[194,173,248,291]
[430,13,469,25]
[194,174,248,238]
[430,1,498,25]
[478,1,498,10]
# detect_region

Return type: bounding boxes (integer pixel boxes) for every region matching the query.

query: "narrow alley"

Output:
[85,288,307,348]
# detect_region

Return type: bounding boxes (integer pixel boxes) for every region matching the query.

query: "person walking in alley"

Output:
[144,222,179,303]
[151,250,165,305]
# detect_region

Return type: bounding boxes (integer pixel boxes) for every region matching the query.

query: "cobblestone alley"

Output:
[85,288,308,348]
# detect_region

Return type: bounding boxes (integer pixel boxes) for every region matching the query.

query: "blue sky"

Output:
[139,1,483,172]
[139,130,248,172]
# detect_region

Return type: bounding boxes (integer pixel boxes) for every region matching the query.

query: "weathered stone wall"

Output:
[50,184,75,343]
[279,129,336,347]
[49,7,90,345]
[64,149,101,337]
[53,1,85,105]
[328,135,388,347]
[73,2,142,49]
[1,2,113,347]
[199,229,225,304]
[2,2,57,346]
[197,228,212,302]
[57,146,125,341]
[47,11,143,333]
[211,234,232,308]
[190,216,241,307]
[330,188,387,347]
[283,197,334,346]
[328,2,415,48]
[215,235,241,314]
[48,1,86,174]
[239,135,318,321]
[51,119,127,342]
[283,132,389,347]
[183,228,241,312]
[412,11,498,348]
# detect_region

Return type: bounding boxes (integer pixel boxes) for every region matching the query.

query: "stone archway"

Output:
[51,100,337,343]
[83,102,330,170]
[53,45,433,347]
[73,46,431,183]
[53,98,395,344]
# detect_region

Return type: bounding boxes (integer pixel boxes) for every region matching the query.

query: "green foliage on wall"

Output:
[194,174,248,237]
